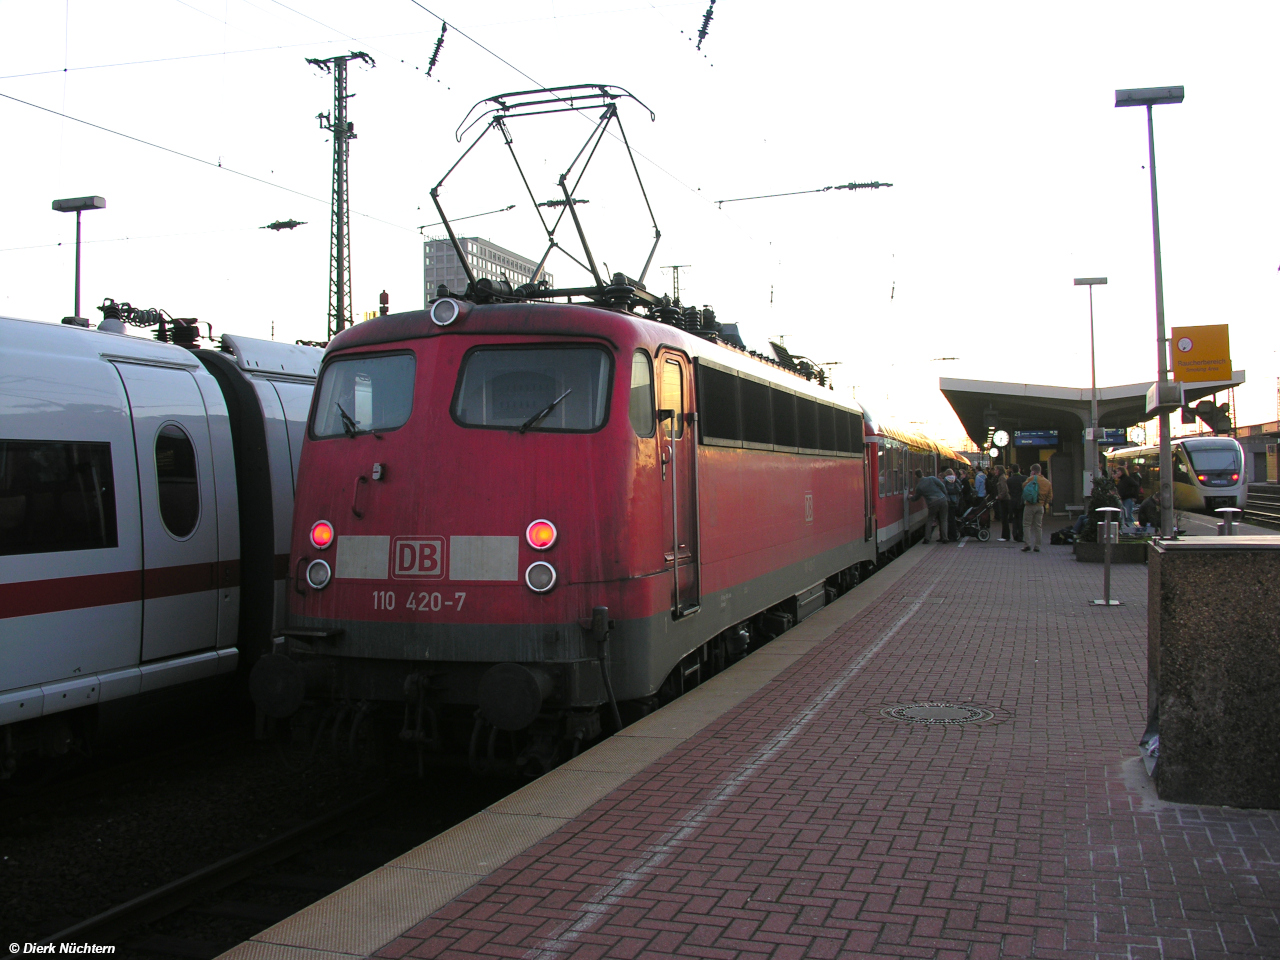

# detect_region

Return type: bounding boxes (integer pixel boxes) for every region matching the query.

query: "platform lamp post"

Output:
[52,195,106,323]
[1074,277,1107,491]
[1116,85,1182,538]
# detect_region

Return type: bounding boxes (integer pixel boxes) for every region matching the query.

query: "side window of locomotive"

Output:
[629,351,655,437]
[454,346,611,432]
[697,364,739,441]
[771,390,797,447]
[155,424,200,539]
[818,405,837,452]
[0,440,118,556]
[313,353,415,438]
[795,397,819,450]
[661,359,684,439]
[740,378,772,445]
[849,413,864,454]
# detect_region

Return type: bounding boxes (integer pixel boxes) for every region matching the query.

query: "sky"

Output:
[2,1,1277,449]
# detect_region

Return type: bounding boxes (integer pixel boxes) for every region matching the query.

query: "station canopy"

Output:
[940,373,1246,450]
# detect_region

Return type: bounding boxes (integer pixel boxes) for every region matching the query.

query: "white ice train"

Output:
[0,316,321,776]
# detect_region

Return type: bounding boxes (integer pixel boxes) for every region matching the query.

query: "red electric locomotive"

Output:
[260,298,885,771]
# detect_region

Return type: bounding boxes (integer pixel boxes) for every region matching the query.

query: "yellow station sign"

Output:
[1170,324,1231,383]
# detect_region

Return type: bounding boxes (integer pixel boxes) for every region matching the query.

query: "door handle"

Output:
[351,475,368,518]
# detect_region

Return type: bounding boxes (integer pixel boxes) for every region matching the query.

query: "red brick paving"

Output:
[376,539,1280,959]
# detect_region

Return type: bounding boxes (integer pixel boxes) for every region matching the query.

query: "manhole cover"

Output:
[881,702,995,724]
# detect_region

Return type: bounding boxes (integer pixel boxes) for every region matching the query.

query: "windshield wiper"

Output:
[335,401,359,438]
[519,389,572,434]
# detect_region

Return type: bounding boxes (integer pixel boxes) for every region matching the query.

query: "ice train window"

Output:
[155,424,200,539]
[313,353,415,438]
[454,346,612,432]
[0,440,118,556]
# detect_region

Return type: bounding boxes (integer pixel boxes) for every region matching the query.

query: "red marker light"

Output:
[1232,473,1239,481]
[310,520,334,549]
[526,519,557,550]
[1197,475,1207,482]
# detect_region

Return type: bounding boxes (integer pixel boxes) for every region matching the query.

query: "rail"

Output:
[39,787,388,946]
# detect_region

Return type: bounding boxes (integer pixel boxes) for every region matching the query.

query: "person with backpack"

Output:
[1005,464,1025,542]
[1021,462,1053,553]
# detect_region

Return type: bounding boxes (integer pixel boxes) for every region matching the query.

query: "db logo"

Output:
[392,537,446,579]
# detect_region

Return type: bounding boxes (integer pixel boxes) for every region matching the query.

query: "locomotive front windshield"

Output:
[453,346,612,432]
[312,353,415,438]
[1184,442,1240,473]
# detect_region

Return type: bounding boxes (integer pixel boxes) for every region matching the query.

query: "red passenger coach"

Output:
[263,299,879,771]
[864,414,969,557]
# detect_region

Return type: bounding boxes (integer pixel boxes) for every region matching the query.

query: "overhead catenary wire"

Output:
[0,90,415,232]
[715,181,893,208]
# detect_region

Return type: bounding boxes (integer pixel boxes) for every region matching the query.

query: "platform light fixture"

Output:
[52,195,106,324]
[1116,85,1183,537]
[1074,277,1108,489]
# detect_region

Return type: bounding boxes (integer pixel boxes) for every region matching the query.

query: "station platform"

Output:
[222,533,1280,960]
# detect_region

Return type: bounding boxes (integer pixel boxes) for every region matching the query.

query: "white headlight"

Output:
[306,559,332,590]
[430,298,461,326]
[524,561,556,593]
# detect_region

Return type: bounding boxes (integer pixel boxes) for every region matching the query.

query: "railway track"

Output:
[40,789,388,951]
[38,773,512,959]
[1244,484,1280,529]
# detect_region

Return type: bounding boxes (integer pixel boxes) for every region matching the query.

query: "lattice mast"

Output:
[308,51,374,339]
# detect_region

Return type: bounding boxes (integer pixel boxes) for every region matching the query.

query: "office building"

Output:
[424,237,552,304]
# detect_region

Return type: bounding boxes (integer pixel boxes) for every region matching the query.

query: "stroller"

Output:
[956,497,994,541]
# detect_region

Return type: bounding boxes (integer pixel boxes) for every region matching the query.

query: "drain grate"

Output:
[881,702,995,724]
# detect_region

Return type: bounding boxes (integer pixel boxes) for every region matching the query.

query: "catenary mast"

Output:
[308,51,374,340]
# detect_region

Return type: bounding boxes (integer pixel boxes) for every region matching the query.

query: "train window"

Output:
[878,441,887,496]
[835,410,852,453]
[0,440,118,556]
[740,378,772,445]
[795,397,819,450]
[454,346,611,432]
[772,390,797,447]
[697,364,739,441]
[629,351,655,437]
[661,360,684,439]
[1185,444,1240,473]
[849,413,864,454]
[155,425,200,539]
[818,405,837,452]
[314,353,416,438]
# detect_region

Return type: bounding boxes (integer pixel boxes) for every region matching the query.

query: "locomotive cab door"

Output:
[114,362,221,662]
[657,351,700,617]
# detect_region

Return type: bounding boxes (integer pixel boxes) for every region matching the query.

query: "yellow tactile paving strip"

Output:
[218,546,928,960]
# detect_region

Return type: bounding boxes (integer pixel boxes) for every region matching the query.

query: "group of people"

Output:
[1114,464,1163,534]
[909,462,1055,551]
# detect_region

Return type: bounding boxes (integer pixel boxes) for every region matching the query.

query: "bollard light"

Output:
[1090,507,1125,606]
[1215,506,1242,536]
